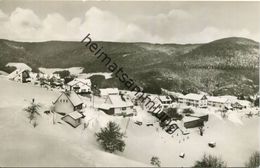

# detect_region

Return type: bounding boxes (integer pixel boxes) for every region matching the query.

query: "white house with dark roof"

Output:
[98,94,134,115]
[66,78,91,94]
[54,91,83,115]
[178,93,207,108]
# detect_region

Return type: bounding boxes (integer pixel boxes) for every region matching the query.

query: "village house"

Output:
[99,88,119,98]
[140,94,164,114]
[178,93,207,108]
[159,95,173,108]
[207,96,232,109]
[66,78,91,94]
[61,111,85,128]
[7,68,31,83]
[98,94,134,115]
[53,91,83,115]
[232,100,252,109]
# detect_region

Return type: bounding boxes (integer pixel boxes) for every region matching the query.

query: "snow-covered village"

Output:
[0,1,260,168]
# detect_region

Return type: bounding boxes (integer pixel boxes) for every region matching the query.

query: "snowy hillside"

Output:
[0,78,259,167]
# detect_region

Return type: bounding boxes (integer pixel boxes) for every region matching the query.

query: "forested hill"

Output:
[0,37,259,97]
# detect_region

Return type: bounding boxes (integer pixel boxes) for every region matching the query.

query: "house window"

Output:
[66,100,68,103]
[60,99,62,103]
[122,107,126,110]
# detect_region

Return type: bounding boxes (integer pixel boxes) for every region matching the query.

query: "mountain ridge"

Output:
[0,37,258,97]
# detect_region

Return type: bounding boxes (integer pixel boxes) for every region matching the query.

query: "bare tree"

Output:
[194,154,226,168]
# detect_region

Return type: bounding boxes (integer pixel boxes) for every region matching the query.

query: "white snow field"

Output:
[0,78,259,167]
[39,67,84,75]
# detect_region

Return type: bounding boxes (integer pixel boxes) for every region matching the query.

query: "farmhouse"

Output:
[207,96,232,109]
[54,91,83,115]
[61,111,84,128]
[98,94,134,115]
[178,93,207,108]
[66,78,91,94]
[7,69,31,83]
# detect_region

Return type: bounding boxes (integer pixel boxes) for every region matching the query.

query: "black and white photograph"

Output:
[0,0,259,167]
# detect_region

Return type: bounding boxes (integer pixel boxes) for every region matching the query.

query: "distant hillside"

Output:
[175,37,259,69]
[0,37,259,97]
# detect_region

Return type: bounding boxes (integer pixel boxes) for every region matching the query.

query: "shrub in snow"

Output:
[150,156,161,167]
[24,100,41,127]
[96,121,125,153]
[166,108,183,120]
[245,151,260,168]
[193,154,226,168]
[183,108,194,115]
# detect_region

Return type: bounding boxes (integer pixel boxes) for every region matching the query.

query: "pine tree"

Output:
[24,100,41,126]
[151,156,161,167]
[96,121,125,153]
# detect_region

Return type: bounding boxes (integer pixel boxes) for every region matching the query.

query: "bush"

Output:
[194,154,226,168]
[96,121,125,153]
[54,70,70,79]
[166,108,183,120]
[183,108,195,115]
[150,156,161,167]
[245,151,260,168]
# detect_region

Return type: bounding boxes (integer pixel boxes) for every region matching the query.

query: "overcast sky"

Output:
[0,1,259,43]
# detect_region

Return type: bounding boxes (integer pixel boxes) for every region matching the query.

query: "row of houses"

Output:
[178,93,251,109]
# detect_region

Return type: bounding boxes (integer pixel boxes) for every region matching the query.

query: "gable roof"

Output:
[100,88,119,96]
[67,78,91,87]
[67,111,84,119]
[107,94,133,108]
[179,93,206,101]
[7,69,28,79]
[55,91,83,107]
[207,96,229,103]
[159,95,172,102]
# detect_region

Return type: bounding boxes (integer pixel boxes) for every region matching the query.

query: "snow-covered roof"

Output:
[237,100,251,107]
[179,93,206,101]
[98,94,133,110]
[159,95,172,102]
[6,63,32,71]
[100,88,119,96]
[7,69,28,79]
[67,78,91,86]
[55,91,83,107]
[108,94,133,108]
[219,95,238,103]
[207,96,229,103]
[66,91,83,106]
[67,111,83,119]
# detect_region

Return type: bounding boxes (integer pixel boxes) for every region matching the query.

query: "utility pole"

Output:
[124,117,131,136]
